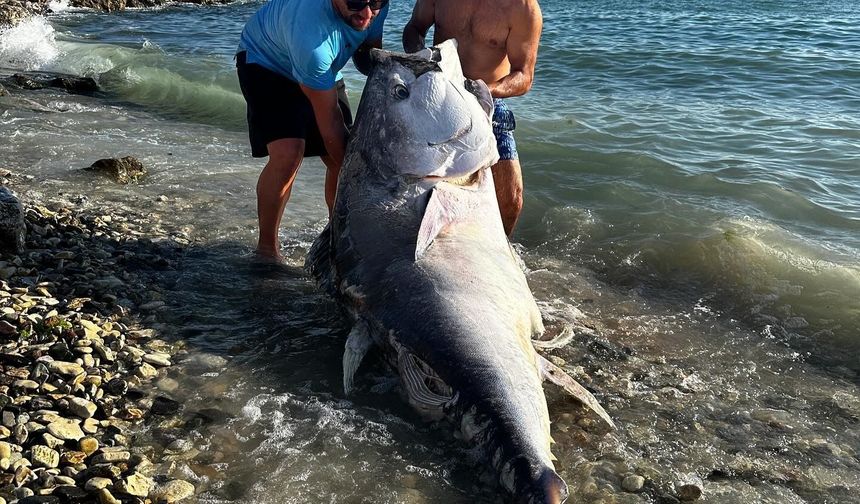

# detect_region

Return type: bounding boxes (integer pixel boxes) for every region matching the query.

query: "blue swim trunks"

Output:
[492,99,518,161]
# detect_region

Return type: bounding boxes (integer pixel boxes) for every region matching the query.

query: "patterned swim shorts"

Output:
[492,99,518,161]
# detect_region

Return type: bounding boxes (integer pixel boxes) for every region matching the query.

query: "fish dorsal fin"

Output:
[415,184,474,261]
[537,355,616,432]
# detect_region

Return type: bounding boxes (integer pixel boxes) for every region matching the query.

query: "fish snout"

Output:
[507,460,569,504]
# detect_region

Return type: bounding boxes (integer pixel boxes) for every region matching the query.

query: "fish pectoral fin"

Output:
[415,186,463,261]
[531,325,575,350]
[343,322,374,396]
[538,355,617,432]
[397,350,453,420]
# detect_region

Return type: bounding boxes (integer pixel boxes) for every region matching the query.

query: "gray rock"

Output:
[151,479,195,503]
[622,474,645,492]
[0,187,26,254]
[5,72,98,95]
[143,353,171,367]
[97,488,121,504]
[136,362,158,379]
[84,477,113,491]
[18,497,60,504]
[29,445,59,468]
[84,156,146,184]
[12,379,39,390]
[90,450,130,464]
[116,472,153,497]
[151,396,181,416]
[676,475,704,501]
[51,486,88,503]
[0,441,11,459]
[46,418,85,441]
[47,361,85,377]
[67,397,97,419]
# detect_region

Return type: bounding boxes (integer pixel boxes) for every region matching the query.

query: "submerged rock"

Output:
[5,73,99,95]
[150,479,195,503]
[85,156,147,184]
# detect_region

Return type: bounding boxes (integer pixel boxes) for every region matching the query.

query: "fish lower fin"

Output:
[538,355,616,432]
[531,325,575,350]
[343,322,373,396]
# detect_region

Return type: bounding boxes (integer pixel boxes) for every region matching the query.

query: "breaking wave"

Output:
[0,16,59,70]
[1,17,245,130]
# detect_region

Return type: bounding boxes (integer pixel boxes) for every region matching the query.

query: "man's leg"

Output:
[491,158,524,237]
[256,138,305,259]
[321,155,340,217]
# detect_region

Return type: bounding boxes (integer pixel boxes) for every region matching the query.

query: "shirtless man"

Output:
[403,0,542,236]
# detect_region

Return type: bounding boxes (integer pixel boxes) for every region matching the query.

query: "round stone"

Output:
[151,480,195,503]
[79,437,99,455]
[67,397,98,419]
[47,419,85,441]
[622,474,645,492]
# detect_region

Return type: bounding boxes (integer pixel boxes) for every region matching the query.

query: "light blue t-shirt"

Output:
[238,0,388,90]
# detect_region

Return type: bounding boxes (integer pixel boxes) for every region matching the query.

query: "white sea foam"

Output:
[0,16,58,71]
[47,0,72,12]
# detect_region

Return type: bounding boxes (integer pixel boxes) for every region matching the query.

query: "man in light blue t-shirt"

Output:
[237,0,389,261]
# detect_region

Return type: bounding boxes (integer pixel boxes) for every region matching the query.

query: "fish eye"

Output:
[393,83,410,100]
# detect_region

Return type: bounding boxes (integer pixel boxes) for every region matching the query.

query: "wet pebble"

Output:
[0,197,190,503]
[676,475,704,501]
[621,474,645,492]
[150,479,195,503]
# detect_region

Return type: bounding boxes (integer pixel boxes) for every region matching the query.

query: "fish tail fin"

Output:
[534,469,568,504]
[510,463,568,504]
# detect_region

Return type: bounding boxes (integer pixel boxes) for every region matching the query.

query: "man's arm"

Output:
[488,0,543,98]
[402,0,435,53]
[353,37,383,76]
[300,85,348,168]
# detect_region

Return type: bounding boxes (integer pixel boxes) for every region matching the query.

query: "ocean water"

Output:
[1,1,859,503]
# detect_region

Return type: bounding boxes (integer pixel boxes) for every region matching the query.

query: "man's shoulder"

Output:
[512,0,541,15]
[505,0,542,26]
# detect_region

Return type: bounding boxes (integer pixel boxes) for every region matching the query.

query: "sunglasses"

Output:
[346,0,388,11]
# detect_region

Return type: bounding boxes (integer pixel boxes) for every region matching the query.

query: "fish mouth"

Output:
[426,119,473,147]
[422,166,483,187]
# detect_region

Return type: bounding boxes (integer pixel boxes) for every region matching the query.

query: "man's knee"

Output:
[267,138,304,163]
[264,138,305,181]
[492,160,524,205]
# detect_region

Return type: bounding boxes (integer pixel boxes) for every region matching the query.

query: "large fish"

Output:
[307,40,614,503]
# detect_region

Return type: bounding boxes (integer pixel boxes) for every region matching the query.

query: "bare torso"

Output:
[431,0,518,85]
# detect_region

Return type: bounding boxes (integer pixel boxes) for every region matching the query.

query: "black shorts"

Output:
[236,51,353,158]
